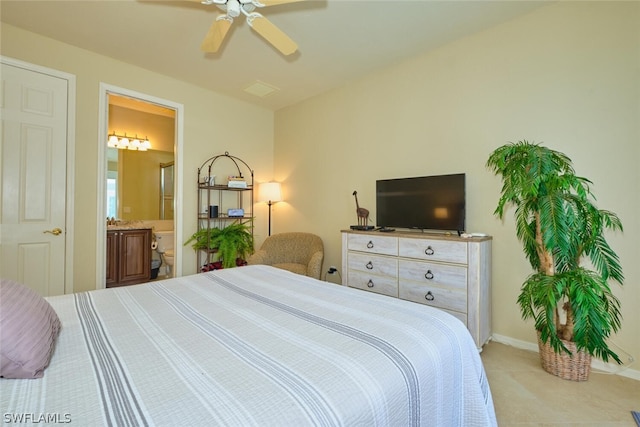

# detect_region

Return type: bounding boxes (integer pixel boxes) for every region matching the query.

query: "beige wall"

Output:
[1,24,276,290]
[2,2,638,370]
[274,2,640,364]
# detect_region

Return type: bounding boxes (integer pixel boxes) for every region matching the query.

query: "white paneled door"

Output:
[1,62,69,296]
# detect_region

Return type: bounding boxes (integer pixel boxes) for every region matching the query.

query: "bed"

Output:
[1,265,496,426]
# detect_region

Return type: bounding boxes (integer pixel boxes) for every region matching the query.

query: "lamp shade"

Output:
[259,181,282,203]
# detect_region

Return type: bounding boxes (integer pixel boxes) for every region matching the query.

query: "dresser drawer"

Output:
[348,252,398,277]
[399,237,467,264]
[348,234,397,256]
[399,281,467,313]
[342,230,492,349]
[439,308,468,326]
[348,270,398,297]
[398,259,467,289]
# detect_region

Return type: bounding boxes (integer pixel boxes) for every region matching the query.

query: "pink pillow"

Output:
[0,279,61,379]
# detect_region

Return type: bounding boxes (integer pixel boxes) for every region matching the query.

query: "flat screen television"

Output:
[376,173,465,233]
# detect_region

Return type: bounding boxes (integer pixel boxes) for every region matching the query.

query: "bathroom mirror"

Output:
[106,95,175,221]
[107,148,174,220]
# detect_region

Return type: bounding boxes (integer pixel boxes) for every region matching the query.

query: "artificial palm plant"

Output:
[486,141,624,369]
[185,221,254,269]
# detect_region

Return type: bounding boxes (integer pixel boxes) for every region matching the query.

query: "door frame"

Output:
[0,56,76,294]
[96,83,184,289]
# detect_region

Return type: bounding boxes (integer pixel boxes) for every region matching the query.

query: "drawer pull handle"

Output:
[367,241,374,249]
[424,270,434,280]
[367,280,374,288]
[425,246,435,256]
[425,291,435,301]
[365,261,373,270]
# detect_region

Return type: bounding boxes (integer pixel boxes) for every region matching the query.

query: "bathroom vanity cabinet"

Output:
[106,228,152,287]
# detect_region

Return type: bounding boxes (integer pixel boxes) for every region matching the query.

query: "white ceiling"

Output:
[1,0,548,111]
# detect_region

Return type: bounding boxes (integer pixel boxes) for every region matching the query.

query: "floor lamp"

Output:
[259,182,282,236]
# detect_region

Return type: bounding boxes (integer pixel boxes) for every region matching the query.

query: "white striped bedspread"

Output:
[1,265,497,426]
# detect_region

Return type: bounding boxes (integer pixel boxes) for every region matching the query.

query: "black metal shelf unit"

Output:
[196,152,254,271]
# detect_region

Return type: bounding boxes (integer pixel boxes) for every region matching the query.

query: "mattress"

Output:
[1,265,496,426]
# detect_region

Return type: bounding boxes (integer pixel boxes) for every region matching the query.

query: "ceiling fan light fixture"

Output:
[252,0,301,6]
[201,15,233,52]
[226,0,241,17]
[247,12,297,55]
[197,0,301,55]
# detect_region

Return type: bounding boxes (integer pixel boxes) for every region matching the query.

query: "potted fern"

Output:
[185,221,254,269]
[486,141,624,381]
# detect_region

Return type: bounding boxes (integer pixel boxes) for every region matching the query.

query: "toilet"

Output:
[154,230,174,277]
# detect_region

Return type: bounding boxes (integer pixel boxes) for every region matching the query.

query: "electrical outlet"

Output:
[628,355,635,363]
[327,266,337,274]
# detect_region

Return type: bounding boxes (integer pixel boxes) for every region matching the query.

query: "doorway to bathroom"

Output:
[96,83,184,288]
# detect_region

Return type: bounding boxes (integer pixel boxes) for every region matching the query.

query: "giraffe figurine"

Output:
[352,191,369,226]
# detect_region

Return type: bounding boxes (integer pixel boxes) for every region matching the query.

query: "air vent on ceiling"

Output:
[244,80,279,98]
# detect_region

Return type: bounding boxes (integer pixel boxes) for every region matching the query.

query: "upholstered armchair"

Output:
[247,232,324,279]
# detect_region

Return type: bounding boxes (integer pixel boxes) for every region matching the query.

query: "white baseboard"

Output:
[490,334,640,381]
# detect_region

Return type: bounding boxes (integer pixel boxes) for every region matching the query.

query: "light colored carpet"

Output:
[481,341,640,426]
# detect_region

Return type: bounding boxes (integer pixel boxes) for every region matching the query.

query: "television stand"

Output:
[341,229,492,349]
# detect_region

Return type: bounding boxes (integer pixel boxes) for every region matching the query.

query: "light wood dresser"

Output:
[341,230,492,349]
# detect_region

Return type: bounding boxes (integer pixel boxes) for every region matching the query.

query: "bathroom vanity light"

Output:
[107,132,151,151]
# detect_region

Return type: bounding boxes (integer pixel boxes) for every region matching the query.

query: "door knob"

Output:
[44,227,63,236]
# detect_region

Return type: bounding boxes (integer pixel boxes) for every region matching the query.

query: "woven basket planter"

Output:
[537,331,592,381]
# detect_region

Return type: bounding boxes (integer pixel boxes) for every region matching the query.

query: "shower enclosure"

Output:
[160,161,174,220]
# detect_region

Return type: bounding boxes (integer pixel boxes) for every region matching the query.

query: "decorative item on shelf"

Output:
[227,208,244,218]
[107,132,151,151]
[486,140,625,381]
[351,190,373,230]
[227,176,247,188]
[202,175,216,186]
[258,181,282,236]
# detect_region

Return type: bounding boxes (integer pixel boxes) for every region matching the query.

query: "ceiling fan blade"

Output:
[247,13,297,56]
[200,16,233,53]
[252,0,305,6]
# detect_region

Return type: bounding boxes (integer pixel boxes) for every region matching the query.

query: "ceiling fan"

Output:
[192,0,303,56]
